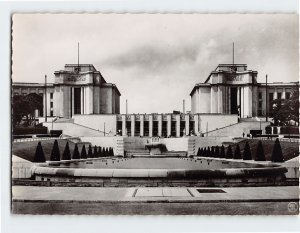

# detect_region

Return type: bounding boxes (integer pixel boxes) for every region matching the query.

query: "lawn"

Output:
[12,139,90,162]
[226,139,298,161]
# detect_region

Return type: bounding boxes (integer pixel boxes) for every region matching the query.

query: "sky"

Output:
[12,14,298,114]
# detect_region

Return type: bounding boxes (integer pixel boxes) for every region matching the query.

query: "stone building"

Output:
[12,64,121,118]
[190,64,298,118]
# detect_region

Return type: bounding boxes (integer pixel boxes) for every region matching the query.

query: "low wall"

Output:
[12,156,34,179]
[199,114,238,133]
[79,136,123,156]
[73,114,117,136]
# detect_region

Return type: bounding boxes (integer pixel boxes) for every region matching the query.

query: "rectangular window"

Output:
[277,93,282,100]
[258,92,262,99]
[50,102,53,108]
[50,93,53,99]
[50,111,53,117]
[258,102,262,108]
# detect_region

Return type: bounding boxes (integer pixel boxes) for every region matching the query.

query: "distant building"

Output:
[12,64,121,118]
[12,63,298,137]
[190,64,298,118]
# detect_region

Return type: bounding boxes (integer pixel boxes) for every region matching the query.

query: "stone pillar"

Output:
[283,88,286,99]
[122,115,126,136]
[167,115,171,137]
[131,115,135,137]
[71,87,74,116]
[194,114,199,136]
[185,114,190,136]
[140,115,144,136]
[274,88,277,100]
[149,115,153,137]
[158,114,162,137]
[176,115,180,137]
[81,87,84,114]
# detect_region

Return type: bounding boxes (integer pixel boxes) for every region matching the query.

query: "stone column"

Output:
[131,115,135,137]
[185,114,190,136]
[176,115,180,137]
[194,114,199,136]
[283,88,286,99]
[140,114,144,136]
[158,114,162,137]
[71,87,74,116]
[149,115,153,137]
[167,114,171,137]
[81,87,84,114]
[274,88,277,100]
[122,115,126,136]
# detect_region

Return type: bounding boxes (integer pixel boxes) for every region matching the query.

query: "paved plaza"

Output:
[12,186,299,215]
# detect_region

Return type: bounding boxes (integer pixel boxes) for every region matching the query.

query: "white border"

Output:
[1,1,299,233]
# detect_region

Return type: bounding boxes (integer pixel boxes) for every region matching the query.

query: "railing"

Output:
[202,122,240,135]
[13,135,75,143]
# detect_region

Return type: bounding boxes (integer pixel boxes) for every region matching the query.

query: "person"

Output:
[242,132,245,138]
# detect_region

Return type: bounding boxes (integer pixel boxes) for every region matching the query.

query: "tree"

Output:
[111,147,114,156]
[255,140,266,161]
[93,146,98,158]
[62,142,71,160]
[203,147,207,157]
[99,147,103,157]
[207,147,211,157]
[214,146,220,157]
[72,143,80,159]
[197,148,201,156]
[81,144,87,159]
[12,93,43,127]
[33,141,46,162]
[243,141,252,160]
[220,145,225,158]
[226,145,233,159]
[233,144,242,159]
[271,138,284,162]
[211,146,215,158]
[50,140,60,161]
[271,86,299,126]
[98,146,102,157]
[87,145,93,158]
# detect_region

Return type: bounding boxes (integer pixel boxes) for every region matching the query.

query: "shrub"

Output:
[98,147,102,157]
[111,147,114,156]
[243,141,252,160]
[203,147,207,157]
[81,144,87,159]
[62,142,71,160]
[33,141,46,162]
[211,146,215,158]
[93,145,98,158]
[233,144,242,159]
[99,147,104,157]
[50,140,60,161]
[271,138,284,162]
[255,140,266,161]
[87,145,93,158]
[72,143,80,159]
[197,148,201,156]
[214,146,220,157]
[220,145,225,158]
[207,147,211,157]
[226,145,233,159]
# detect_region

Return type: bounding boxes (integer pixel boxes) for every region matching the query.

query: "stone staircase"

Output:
[205,121,270,137]
[43,121,104,137]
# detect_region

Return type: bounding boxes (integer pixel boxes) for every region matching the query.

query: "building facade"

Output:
[190,64,298,118]
[13,64,121,118]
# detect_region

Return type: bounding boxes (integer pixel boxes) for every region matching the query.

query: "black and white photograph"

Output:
[10,13,299,216]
